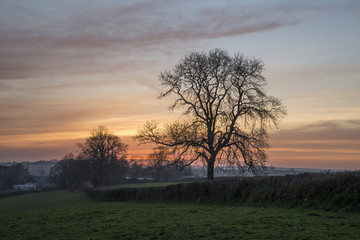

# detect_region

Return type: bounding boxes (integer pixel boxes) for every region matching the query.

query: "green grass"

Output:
[1,191,360,239]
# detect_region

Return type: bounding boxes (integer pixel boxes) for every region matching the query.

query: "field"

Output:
[102,182,184,189]
[1,190,360,239]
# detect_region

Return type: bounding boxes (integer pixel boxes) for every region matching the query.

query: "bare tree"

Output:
[148,147,170,181]
[136,49,286,181]
[78,126,127,187]
[49,153,91,189]
[49,153,75,188]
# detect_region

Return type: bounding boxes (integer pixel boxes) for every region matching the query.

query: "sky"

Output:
[0,0,359,170]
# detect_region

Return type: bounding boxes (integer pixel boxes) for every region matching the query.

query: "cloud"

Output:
[268,120,360,169]
[0,135,151,162]
[0,91,169,137]
[2,0,357,80]
[347,119,360,126]
[0,0,304,80]
[272,120,360,141]
[0,138,81,162]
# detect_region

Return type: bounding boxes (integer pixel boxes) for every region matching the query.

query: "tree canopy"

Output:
[136,49,286,180]
[78,126,127,187]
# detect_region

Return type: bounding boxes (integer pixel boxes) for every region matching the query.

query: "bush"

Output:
[84,171,360,212]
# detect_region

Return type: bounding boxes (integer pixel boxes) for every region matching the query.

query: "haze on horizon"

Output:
[0,0,359,170]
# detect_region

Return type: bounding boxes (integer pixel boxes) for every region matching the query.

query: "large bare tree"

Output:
[136,49,286,180]
[78,126,127,187]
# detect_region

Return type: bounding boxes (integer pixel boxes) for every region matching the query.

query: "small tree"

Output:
[103,158,129,185]
[128,162,144,181]
[148,147,170,181]
[136,49,286,180]
[49,153,91,188]
[78,126,127,187]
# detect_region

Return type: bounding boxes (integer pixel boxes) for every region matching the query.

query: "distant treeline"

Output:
[84,171,360,212]
[49,158,193,189]
[0,163,29,190]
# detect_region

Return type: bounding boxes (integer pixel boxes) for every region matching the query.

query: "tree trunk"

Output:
[93,171,99,188]
[207,157,215,181]
[156,168,161,182]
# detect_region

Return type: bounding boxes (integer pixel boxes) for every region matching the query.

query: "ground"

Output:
[0,190,359,239]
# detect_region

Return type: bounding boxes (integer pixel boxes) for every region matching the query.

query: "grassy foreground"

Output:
[1,191,360,240]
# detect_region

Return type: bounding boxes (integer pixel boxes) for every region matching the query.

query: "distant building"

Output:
[13,182,36,190]
[1,160,58,176]
[23,160,57,176]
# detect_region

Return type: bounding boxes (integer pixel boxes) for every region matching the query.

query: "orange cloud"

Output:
[268,120,360,169]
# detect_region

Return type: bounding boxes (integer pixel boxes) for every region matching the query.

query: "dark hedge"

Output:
[84,171,360,212]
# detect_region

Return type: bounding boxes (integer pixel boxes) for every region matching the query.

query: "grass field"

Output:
[1,190,360,240]
[102,182,184,189]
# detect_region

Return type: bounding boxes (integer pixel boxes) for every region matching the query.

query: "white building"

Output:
[13,182,36,190]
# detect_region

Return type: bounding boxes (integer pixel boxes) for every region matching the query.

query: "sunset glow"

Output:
[0,0,359,170]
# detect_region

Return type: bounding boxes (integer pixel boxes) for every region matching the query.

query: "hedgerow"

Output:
[84,171,360,212]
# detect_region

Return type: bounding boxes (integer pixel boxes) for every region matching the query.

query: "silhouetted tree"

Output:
[49,153,91,188]
[50,153,75,188]
[148,147,170,181]
[136,49,286,180]
[103,158,129,185]
[128,162,143,181]
[78,126,128,187]
[0,163,28,190]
